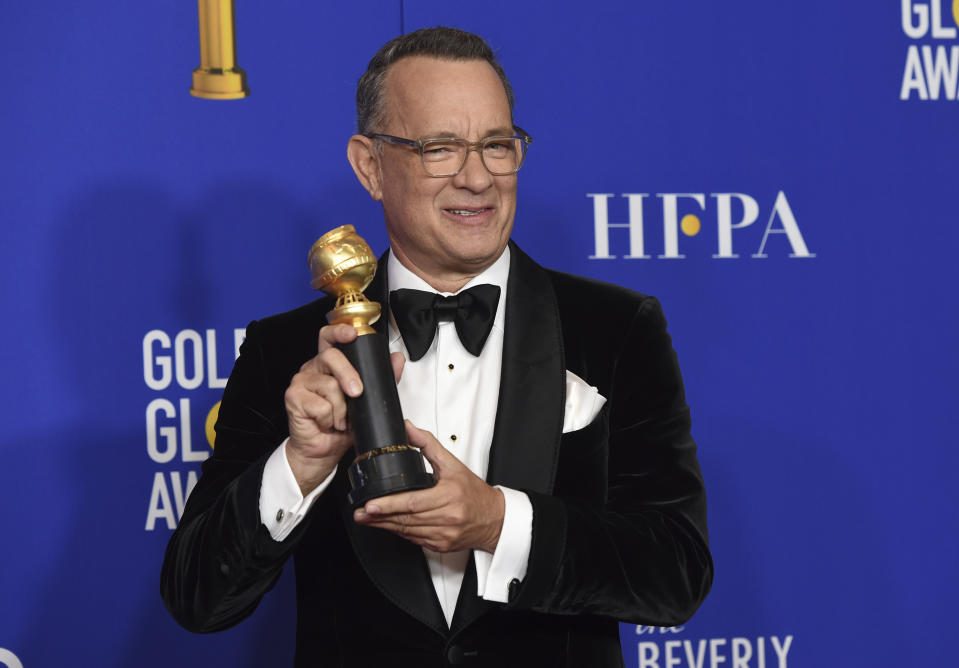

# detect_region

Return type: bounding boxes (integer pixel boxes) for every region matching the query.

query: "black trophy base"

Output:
[347,446,435,509]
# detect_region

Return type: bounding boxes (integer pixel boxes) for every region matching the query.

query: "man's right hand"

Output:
[283,323,405,496]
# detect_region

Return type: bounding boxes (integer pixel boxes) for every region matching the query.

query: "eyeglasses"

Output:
[366,126,533,177]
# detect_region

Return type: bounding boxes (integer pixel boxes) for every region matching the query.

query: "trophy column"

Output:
[309,225,435,508]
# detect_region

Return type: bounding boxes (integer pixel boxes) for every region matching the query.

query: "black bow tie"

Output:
[389,285,501,362]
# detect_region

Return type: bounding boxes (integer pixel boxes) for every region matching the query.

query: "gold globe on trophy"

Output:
[309,225,381,334]
[308,225,435,507]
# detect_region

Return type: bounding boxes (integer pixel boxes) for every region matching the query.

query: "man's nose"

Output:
[451,147,493,192]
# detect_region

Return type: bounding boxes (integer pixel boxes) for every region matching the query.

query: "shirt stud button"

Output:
[450,434,457,442]
[448,363,455,370]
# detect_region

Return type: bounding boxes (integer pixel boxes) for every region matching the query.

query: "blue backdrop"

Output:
[2,1,957,666]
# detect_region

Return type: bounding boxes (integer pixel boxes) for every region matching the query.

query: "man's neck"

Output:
[387,245,511,298]
[388,246,505,294]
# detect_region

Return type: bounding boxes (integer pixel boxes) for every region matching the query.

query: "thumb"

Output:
[405,420,453,474]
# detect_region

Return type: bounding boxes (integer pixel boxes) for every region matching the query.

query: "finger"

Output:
[405,421,455,474]
[355,506,455,529]
[289,372,350,430]
[318,323,359,351]
[288,386,341,431]
[390,351,406,383]
[362,486,446,517]
[314,343,363,398]
[353,505,448,531]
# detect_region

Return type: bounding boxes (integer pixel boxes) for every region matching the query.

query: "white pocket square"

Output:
[563,370,607,433]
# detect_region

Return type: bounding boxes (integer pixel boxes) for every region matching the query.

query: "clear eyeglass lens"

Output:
[421,140,463,166]
[420,137,524,176]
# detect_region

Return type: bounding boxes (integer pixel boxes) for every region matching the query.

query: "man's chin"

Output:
[443,239,510,271]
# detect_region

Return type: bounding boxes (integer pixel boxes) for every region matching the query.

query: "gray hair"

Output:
[356,26,515,135]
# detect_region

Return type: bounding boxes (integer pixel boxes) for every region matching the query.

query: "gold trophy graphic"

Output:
[309,225,435,507]
[190,0,249,99]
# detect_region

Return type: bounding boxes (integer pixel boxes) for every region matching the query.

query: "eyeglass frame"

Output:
[364,126,533,177]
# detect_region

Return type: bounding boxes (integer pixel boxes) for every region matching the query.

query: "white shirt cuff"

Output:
[473,486,532,603]
[258,438,335,542]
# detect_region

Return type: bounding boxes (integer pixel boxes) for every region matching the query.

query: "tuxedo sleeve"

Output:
[507,296,713,626]
[160,319,316,633]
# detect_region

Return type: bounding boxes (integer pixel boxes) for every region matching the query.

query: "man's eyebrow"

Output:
[422,127,516,139]
[421,130,458,139]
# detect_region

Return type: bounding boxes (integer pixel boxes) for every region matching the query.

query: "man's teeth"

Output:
[449,209,484,216]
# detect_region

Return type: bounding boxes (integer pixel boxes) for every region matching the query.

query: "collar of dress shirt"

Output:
[386,245,510,349]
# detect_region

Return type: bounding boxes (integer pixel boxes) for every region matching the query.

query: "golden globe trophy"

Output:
[308,225,435,508]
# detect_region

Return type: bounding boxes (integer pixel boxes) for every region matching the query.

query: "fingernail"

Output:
[348,380,362,396]
[336,418,346,431]
[354,509,367,520]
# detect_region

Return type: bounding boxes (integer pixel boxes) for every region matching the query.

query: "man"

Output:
[162,27,712,667]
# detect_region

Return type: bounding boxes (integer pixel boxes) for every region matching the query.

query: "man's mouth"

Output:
[445,207,491,217]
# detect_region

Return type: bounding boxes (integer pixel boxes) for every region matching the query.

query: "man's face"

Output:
[371,57,517,286]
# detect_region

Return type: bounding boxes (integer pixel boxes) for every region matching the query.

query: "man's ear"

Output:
[347,135,383,201]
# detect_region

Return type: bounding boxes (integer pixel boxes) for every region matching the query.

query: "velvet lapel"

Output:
[451,243,567,634]
[338,250,449,638]
[486,243,566,493]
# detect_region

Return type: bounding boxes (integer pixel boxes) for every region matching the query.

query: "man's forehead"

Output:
[381,56,512,136]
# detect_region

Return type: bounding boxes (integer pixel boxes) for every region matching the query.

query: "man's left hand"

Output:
[353,421,505,554]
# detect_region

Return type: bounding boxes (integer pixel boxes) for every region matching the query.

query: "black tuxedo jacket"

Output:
[161,243,712,667]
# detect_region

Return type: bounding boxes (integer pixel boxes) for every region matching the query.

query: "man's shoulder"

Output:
[510,244,664,339]
[544,267,651,307]
[544,268,666,347]
[245,296,336,347]
[511,241,652,311]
